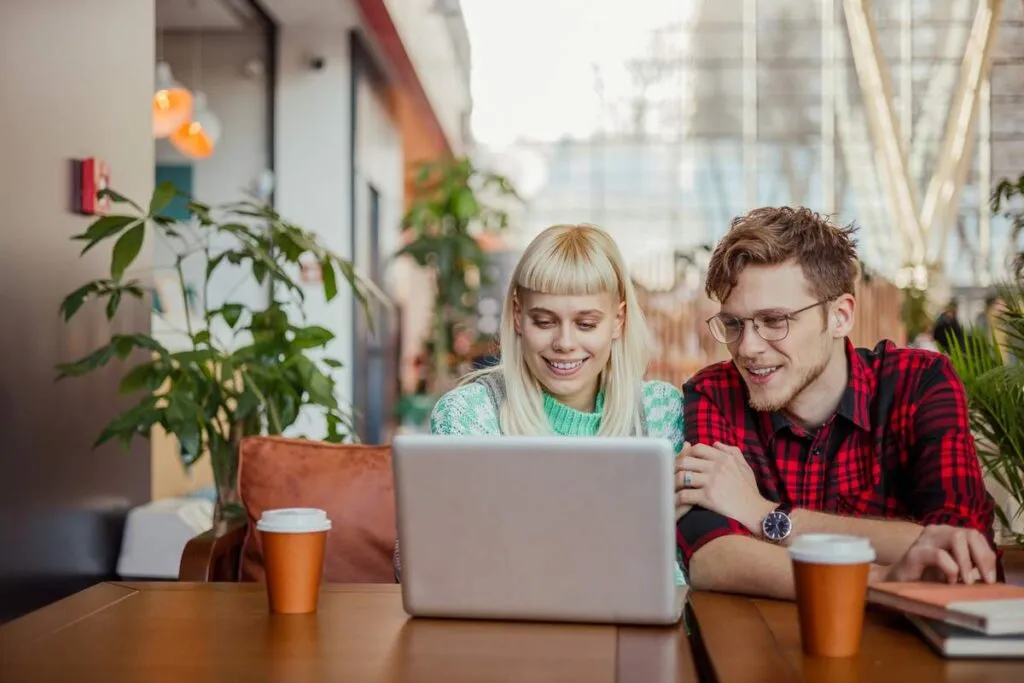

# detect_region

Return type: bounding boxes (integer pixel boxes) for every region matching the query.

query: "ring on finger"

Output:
[683,471,693,488]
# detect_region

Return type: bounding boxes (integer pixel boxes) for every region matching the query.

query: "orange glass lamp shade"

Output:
[170,92,222,160]
[153,62,193,138]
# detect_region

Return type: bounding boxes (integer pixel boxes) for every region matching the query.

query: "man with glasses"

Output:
[675,207,999,599]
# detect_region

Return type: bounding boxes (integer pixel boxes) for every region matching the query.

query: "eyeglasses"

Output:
[706,299,833,345]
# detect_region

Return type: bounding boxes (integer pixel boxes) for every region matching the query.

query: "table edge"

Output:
[688,591,799,683]
[0,582,138,649]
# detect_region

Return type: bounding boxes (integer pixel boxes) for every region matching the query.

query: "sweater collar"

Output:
[543,390,605,435]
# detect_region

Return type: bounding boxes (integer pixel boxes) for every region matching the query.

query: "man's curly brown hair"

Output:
[705,206,861,303]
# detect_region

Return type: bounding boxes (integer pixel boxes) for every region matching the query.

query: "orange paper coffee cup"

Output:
[257,508,332,615]
[789,534,875,658]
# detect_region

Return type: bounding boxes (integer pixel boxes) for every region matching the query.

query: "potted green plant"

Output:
[56,183,385,521]
[947,174,1024,544]
[396,156,519,398]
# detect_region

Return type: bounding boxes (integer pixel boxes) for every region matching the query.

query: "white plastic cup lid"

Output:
[788,534,876,565]
[256,507,332,533]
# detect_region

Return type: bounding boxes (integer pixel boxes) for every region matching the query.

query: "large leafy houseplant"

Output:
[947,175,1024,544]
[56,183,382,520]
[397,156,519,394]
[993,172,1024,277]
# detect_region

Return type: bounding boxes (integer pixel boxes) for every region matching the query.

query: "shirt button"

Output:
[812,448,821,455]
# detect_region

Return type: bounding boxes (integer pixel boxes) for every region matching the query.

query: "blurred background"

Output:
[1,0,1022,623]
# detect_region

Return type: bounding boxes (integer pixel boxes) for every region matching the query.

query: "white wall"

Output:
[355,78,404,272]
[275,23,357,440]
[275,15,402,440]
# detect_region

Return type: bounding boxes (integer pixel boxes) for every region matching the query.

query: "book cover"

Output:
[907,615,1024,658]
[868,582,1024,636]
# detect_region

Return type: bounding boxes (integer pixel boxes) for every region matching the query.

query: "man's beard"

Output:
[747,352,831,413]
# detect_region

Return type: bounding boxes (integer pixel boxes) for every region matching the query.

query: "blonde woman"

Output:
[395,223,686,583]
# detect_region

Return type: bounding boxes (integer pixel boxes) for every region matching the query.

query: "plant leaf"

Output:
[292,325,334,349]
[56,343,118,379]
[321,259,338,301]
[105,289,124,319]
[59,283,96,321]
[110,223,145,280]
[221,303,244,328]
[119,361,160,394]
[149,181,176,216]
[74,215,139,256]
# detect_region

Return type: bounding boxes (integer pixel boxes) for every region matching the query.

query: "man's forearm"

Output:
[786,510,921,564]
[688,534,889,601]
[739,500,922,565]
[687,535,798,600]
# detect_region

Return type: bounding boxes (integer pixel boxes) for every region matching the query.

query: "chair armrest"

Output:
[178,518,247,582]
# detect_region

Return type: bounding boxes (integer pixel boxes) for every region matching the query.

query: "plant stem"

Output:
[175,256,194,338]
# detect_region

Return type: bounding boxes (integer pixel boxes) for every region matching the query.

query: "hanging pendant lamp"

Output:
[170,91,222,159]
[153,62,193,138]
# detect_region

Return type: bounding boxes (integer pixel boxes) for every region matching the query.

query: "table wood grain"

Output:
[688,591,1024,683]
[0,582,697,683]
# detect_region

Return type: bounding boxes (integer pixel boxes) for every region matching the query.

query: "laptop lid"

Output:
[392,434,682,625]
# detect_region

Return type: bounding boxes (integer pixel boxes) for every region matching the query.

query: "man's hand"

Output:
[676,442,774,532]
[674,445,694,520]
[875,524,998,585]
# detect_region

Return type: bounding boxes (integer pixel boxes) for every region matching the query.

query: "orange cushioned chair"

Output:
[179,435,398,583]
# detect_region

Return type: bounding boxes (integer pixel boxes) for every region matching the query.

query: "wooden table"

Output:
[688,591,1024,683]
[0,582,697,683]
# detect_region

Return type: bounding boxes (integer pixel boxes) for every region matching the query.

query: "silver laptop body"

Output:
[392,434,685,625]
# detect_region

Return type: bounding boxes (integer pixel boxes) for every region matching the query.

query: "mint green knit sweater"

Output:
[430,379,685,450]
[428,378,687,585]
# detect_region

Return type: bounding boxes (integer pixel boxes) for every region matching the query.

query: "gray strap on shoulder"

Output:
[637,387,649,437]
[474,372,507,419]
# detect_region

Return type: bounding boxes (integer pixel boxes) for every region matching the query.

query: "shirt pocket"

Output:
[837,486,888,517]
[832,442,885,516]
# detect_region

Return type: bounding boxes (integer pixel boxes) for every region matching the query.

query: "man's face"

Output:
[717,261,840,412]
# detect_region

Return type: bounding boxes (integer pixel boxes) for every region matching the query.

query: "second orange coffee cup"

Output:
[789,534,876,658]
[257,508,332,615]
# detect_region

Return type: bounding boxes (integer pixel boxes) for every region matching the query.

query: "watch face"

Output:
[763,511,792,541]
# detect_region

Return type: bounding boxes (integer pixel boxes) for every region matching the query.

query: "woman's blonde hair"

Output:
[465,223,651,436]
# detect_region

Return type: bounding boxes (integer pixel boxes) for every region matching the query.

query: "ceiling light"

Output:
[153,62,193,138]
[169,92,222,160]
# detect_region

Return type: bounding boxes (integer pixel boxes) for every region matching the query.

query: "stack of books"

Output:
[868,582,1024,658]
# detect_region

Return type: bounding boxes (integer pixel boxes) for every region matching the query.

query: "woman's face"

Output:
[514,288,624,412]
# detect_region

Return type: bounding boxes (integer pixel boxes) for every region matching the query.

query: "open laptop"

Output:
[391,434,686,625]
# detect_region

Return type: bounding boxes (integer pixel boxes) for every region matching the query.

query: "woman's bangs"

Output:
[517,244,619,297]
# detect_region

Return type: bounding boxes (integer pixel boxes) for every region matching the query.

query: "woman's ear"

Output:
[613,301,626,339]
[512,293,523,336]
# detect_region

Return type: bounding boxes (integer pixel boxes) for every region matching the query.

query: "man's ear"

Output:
[831,294,856,338]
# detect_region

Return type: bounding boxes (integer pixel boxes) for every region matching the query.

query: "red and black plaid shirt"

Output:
[676,339,996,569]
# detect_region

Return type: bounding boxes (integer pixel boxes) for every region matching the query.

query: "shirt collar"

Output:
[761,339,875,438]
